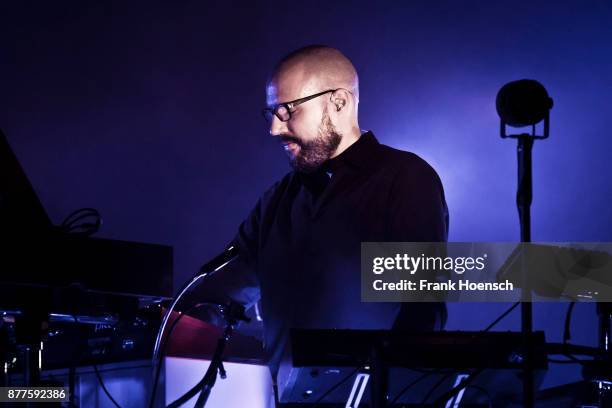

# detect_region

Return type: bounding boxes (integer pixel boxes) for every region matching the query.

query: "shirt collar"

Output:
[296,131,380,189]
[325,130,379,172]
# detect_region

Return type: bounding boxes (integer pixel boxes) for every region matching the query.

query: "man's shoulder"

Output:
[258,171,299,205]
[375,142,441,180]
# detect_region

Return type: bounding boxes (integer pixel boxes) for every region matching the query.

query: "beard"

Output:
[284,108,342,173]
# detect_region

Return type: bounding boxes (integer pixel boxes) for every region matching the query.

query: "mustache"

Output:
[279,135,302,146]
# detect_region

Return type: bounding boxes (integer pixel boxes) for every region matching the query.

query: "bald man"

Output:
[196,45,448,383]
[264,46,361,173]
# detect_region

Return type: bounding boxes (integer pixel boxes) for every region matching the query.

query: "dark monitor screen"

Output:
[0,129,52,232]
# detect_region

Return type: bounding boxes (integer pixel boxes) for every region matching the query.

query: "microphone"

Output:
[199,243,241,275]
[152,244,241,366]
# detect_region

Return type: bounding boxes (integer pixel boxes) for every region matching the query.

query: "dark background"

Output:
[2,0,611,388]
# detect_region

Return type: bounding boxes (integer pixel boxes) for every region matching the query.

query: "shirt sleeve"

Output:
[387,154,449,329]
[386,154,449,242]
[186,197,262,327]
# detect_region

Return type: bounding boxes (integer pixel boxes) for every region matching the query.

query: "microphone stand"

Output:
[193,302,250,408]
[517,134,535,408]
[502,116,549,408]
[165,302,250,408]
[152,245,240,364]
[150,244,242,408]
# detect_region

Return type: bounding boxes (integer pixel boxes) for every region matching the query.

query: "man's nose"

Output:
[269,116,287,137]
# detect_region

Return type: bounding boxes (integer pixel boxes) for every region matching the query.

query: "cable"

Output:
[418,371,454,406]
[169,299,266,408]
[51,314,119,407]
[547,358,577,364]
[428,302,525,406]
[559,353,589,366]
[388,370,435,405]
[148,310,184,408]
[462,384,493,408]
[148,302,223,408]
[192,323,234,408]
[423,301,520,406]
[308,368,360,408]
[430,368,484,406]
[563,301,576,344]
[152,273,209,371]
[166,321,235,408]
[150,245,240,408]
[166,372,210,408]
[483,301,520,332]
[60,208,102,236]
[389,301,520,404]
[547,357,590,365]
[93,364,122,408]
[545,341,599,358]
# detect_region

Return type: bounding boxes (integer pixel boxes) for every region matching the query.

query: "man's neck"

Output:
[330,126,362,159]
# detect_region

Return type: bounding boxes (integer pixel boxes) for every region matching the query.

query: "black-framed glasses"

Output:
[262,89,339,123]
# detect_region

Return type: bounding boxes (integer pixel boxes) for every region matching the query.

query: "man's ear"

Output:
[331,89,350,112]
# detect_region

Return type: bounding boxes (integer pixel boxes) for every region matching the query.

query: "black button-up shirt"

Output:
[195,131,449,375]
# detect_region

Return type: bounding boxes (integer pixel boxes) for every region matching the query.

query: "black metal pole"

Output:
[497,79,552,408]
[166,302,248,408]
[370,345,388,408]
[193,324,233,408]
[517,135,535,408]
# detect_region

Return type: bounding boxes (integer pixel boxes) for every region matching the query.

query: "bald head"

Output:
[266,45,362,173]
[269,45,359,102]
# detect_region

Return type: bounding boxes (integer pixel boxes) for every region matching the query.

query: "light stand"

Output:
[497,78,553,408]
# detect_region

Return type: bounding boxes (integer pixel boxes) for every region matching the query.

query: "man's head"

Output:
[265,45,361,173]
